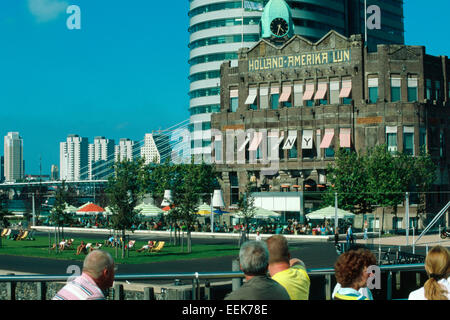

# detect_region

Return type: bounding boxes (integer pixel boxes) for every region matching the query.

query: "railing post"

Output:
[192,279,196,300]
[144,287,155,300]
[205,281,211,300]
[114,284,124,300]
[387,271,393,300]
[6,273,16,301]
[37,282,47,300]
[325,274,331,300]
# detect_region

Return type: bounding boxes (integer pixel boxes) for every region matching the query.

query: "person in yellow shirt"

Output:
[266,235,310,300]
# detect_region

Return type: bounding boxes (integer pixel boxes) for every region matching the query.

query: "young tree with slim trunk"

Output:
[50,181,73,250]
[237,178,257,243]
[106,159,145,259]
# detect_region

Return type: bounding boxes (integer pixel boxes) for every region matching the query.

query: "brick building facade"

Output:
[211,30,450,230]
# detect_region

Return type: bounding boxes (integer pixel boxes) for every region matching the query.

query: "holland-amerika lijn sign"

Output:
[248,49,351,72]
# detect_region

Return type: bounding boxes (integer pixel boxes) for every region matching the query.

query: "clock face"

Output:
[270,18,289,37]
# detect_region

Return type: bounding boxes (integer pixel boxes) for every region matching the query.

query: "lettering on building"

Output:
[248,49,351,72]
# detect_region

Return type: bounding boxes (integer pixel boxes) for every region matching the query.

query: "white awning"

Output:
[245,88,257,105]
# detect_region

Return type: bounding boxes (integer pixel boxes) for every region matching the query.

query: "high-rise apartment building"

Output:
[140,133,171,165]
[188,0,404,161]
[59,134,89,181]
[88,136,115,180]
[3,132,24,182]
[114,138,140,162]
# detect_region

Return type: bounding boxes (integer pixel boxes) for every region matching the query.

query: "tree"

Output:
[49,181,73,250]
[322,149,372,215]
[237,177,257,243]
[323,145,437,232]
[0,192,9,228]
[167,161,219,253]
[106,159,146,258]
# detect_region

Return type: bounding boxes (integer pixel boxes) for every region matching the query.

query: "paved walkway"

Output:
[356,233,450,248]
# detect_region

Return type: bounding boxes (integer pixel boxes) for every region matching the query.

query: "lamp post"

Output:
[211,190,225,233]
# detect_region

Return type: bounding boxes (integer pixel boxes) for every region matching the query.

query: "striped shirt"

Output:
[53,273,105,300]
[333,287,371,300]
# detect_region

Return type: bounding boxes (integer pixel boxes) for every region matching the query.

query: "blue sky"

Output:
[0,0,449,175]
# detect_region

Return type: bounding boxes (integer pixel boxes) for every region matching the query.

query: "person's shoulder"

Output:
[408,287,425,300]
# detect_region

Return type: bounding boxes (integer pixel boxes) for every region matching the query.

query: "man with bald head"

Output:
[53,250,115,300]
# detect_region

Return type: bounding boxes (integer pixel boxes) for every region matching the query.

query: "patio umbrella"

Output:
[305,206,355,220]
[213,208,229,215]
[234,207,281,219]
[76,203,105,216]
[64,204,78,213]
[196,203,212,215]
[136,203,164,217]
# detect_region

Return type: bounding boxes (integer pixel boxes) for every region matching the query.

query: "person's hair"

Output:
[334,248,376,288]
[266,235,290,264]
[239,240,269,276]
[424,246,450,300]
[83,250,114,279]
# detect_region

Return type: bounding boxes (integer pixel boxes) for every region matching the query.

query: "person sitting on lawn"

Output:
[77,241,88,255]
[89,242,102,252]
[137,240,155,252]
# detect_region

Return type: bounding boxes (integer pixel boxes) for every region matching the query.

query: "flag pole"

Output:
[242,0,244,48]
[364,0,368,46]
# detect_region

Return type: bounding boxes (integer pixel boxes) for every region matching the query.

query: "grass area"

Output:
[0,236,239,265]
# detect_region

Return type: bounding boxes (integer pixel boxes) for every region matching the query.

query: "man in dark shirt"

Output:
[224,240,290,300]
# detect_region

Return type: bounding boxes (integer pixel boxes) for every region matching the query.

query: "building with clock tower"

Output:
[210,1,449,231]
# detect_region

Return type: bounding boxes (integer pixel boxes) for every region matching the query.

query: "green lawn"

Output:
[0,236,239,265]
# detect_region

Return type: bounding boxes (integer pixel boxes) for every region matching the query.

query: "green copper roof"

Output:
[261,0,293,39]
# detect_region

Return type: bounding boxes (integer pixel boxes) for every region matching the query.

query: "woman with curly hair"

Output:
[409,245,450,300]
[333,248,377,300]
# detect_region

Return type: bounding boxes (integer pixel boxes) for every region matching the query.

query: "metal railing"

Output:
[0,264,425,300]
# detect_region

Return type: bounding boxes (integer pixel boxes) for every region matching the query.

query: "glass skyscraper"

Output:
[188,0,404,161]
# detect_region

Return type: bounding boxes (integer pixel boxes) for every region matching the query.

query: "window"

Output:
[435,81,441,101]
[245,87,258,110]
[289,143,298,159]
[260,86,269,109]
[391,77,401,102]
[426,79,432,100]
[214,138,222,162]
[325,147,335,158]
[303,83,315,107]
[368,78,378,104]
[330,80,340,104]
[202,122,211,130]
[419,127,427,152]
[314,82,328,105]
[271,93,279,109]
[403,127,414,155]
[340,79,352,105]
[386,126,398,153]
[440,129,445,158]
[229,172,239,205]
[230,97,238,112]
[279,84,292,107]
[293,83,303,107]
[230,89,238,112]
[407,77,418,102]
